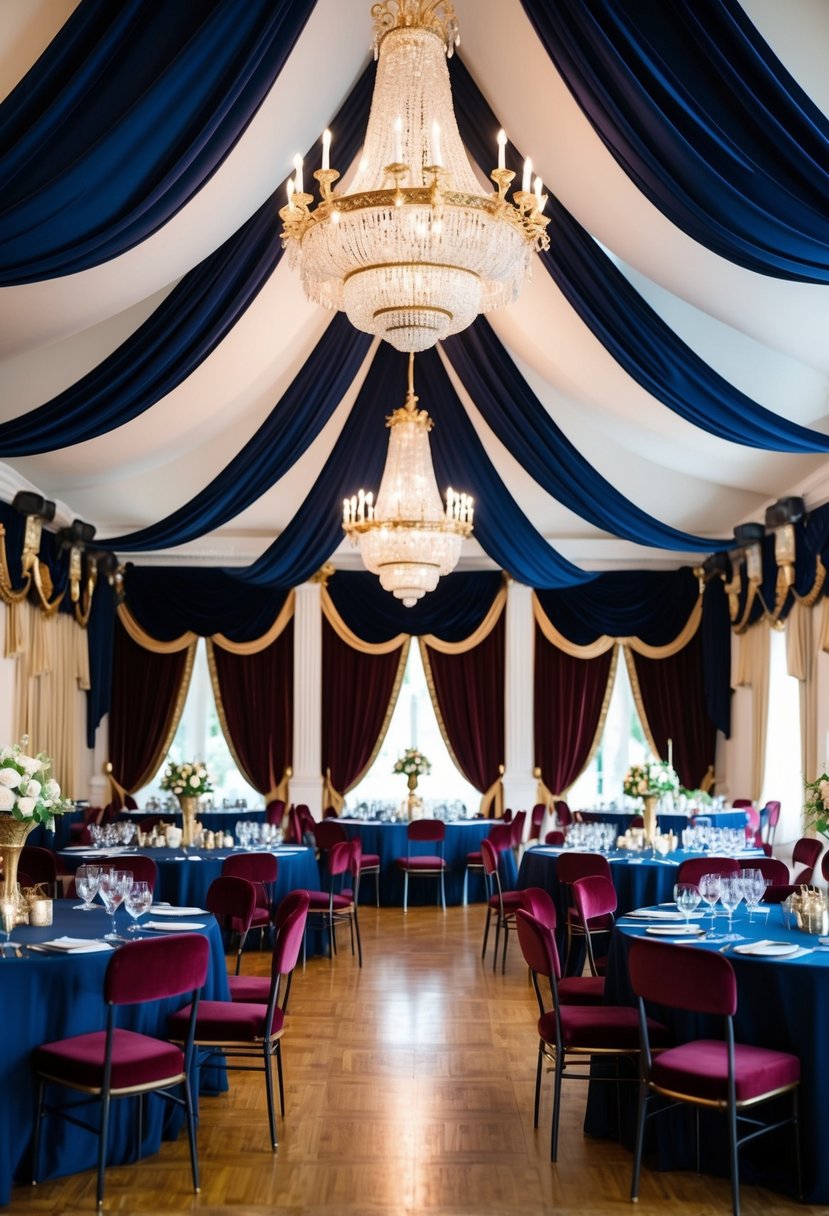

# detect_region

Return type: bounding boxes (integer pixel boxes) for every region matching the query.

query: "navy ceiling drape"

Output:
[0,0,315,283]
[520,0,829,282]
[326,570,504,643]
[121,566,291,643]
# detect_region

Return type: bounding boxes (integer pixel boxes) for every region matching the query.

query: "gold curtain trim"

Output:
[321,587,408,654]
[534,767,556,811]
[480,764,505,818]
[31,560,65,616]
[342,637,411,798]
[0,525,31,605]
[532,590,701,658]
[205,638,265,795]
[794,554,826,608]
[212,590,295,654]
[422,581,507,653]
[73,564,98,628]
[419,637,488,795]
[623,644,660,761]
[322,769,344,815]
[730,581,758,635]
[117,602,197,653]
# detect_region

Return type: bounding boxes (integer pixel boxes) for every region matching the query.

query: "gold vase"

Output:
[642,795,658,846]
[406,772,422,821]
[178,795,200,847]
[0,815,35,904]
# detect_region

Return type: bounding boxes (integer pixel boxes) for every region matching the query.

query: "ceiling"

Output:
[1,0,828,577]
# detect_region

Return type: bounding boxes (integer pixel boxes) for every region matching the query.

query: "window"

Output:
[761,626,802,842]
[565,654,650,808]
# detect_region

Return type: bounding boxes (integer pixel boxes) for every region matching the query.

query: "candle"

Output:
[393,116,403,165]
[287,177,294,204]
[534,175,543,205]
[293,154,303,195]
[522,156,532,194]
[322,128,331,172]
[357,488,365,520]
[343,498,349,523]
[497,128,506,170]
[668,738,673,768]
[366,491,374,520]
[430,121,442,167]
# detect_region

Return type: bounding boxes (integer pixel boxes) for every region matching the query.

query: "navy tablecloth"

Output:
[339,820,518,905]
[123,808,267,834]
[576,808,746,833]
[587,907,829,1204]
[0,900,228,1206]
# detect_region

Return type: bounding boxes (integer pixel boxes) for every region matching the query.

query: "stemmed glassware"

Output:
[698,872,723,938]
[74,864,101,911]
[741,869,766,923]
[0,900,16,954]
[124,881,152,933]
[674,883,702,928]
[719,874,744,941]
[98,870,130,941]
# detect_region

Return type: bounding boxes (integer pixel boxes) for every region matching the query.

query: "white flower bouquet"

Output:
[623,760,679,800]
[160,760,213,798]
[804,772,829,840]
[393,748,431,778]
[0,739,72,827]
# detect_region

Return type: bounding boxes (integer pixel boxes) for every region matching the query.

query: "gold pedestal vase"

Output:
[0,815,35,903]
[642,795,658,846]
[406,773,423,821]
[177,795,200,847]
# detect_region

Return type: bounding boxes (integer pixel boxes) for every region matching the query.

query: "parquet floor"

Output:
[18,904,819,1215]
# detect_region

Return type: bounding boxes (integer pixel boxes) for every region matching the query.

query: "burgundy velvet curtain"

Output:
[423,614,505,792]
[109,620,191,795]
[211,621,294,794]
[629,631,715,789]
[534,624,614,795]
[321,620,406,794]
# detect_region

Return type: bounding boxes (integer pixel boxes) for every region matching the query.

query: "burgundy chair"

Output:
[229,891,312,1006]
[519,888,604,1006]
[676,856,740,886]
[760,801,781,855]
[555,852,613,974]
[312,819,348,853]
[295,804,316,841]
[553,800,573,829]
[206,875,257,976]
[221,853,278,945]
[70,804,104,844]
[570,875,617,977]
[822,850,829,886]
[480,837,525,974]
[509,809,527,856]
[529,803,546,842]
[731,799,753,808]
[286,806,303,845]
[744,805,762,847]
[115,853,159,894]
[265,799,285,827]
[514,908,667,1162]
[304,840,362,967]
[168,895,309,1149]
[791,836,822,885]
[323,805,339,819]
[463,821,511,905]
[738,856,789,885]
[628,937,801,1215]
[33,934,209,1207]
[395,819,448,912]
[18,845,59,897]
[544,830,566,846]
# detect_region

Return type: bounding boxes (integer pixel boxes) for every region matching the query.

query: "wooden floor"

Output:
[19,904,817,1216]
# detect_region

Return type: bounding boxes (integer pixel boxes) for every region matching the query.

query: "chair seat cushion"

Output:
[397,856,446,871]
[359,853,380,869]
[34,1030,184,1091]
[169,1000,285,1043]
[228,975,271,1003]
[466,852,483,866]
[651,1039,800,1104]
[557,975,605,1005]
[487,891,525,911]
[306,890,354,910]
[541,1005,666,1051]
[567,911,614,933]
[250,907,272,928]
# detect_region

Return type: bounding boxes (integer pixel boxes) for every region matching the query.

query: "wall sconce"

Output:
[765,496,804,588]
[11,491,56,575]
[56,519,98,609]
[733,522,765,586]
[700,552,731,585]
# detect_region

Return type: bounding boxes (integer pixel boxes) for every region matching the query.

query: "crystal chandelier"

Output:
[279,0,550,353]
[342,354,473,606]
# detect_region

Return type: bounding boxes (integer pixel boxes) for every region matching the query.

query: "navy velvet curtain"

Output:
[326,570,504,644]
[423,613,505,794]
[211,624,293,795]
[520,0,829,282]
[108,619,190,795]
[121,566,291,643]
[0,0,315,283]
[630,629,716,789]
[321,620,404,797]
[535,568,700,646]
[534,627,615,796]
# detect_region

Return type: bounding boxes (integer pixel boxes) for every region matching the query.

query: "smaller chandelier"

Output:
[279,0,550,353]
[343,354,473,606]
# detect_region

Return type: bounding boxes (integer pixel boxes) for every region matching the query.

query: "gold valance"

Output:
[532,590,702,659]
[211,590,295,655]
[118,592,295,656]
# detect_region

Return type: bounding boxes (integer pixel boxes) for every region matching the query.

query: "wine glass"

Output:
[0,899,16,954]
[74,865,101,911]
[124,881,152,933]
[697,872,723,937]
[98,870,127,941]
[674,883,702,928]
[719,874,744,942]
[741,869,766,924]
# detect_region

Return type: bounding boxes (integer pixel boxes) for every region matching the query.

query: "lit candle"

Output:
[430,121,442,167]
[357,488,365,520]
[393,116,403,164]
[534,175,543,205]
[343,498,349,523]
[522,156,532,194]
[322,128,331,172]
[293,154,303,195]
[668,738,673,768]
[350,495,357,520]
[447,487,454,517]
[287,177,294,204]
[497,128,506,171]
[366,491,374,520]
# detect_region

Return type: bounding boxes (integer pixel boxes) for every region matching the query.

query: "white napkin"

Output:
[149,905,208,916]
[143,920,206,931]
[35,937,113,953]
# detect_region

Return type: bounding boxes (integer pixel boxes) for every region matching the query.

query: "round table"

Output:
[123,808,268,835]
[0,900,227,1206]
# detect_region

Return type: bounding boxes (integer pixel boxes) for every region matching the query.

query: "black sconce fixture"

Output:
[701,552,731,584]
[732,522,765,586]
[56,519,98,604]
[11,490,56,574]
[765,496,804,587]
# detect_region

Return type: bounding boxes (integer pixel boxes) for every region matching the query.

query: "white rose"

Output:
[16,796,35,818]
[0,766,20,788]
[44,780,61,799]
[17,753,41,775]
[24,778,41,799]
[189,775,200,788]
[0,787,14,811]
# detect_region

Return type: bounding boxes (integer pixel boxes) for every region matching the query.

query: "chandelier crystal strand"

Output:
[343,353,473,606]
[280,1,550,353]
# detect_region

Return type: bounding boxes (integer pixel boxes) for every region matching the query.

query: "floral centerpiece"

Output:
[393,749,431,780]
[804,772,829,840]
[623,760,679,799]
[0,738,72,903]
[160,760,213,798]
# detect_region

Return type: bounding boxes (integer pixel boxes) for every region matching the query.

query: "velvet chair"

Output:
[790,836,822,885]
[519,888,604,1005]
[760,801,780,854]
[33,934,209,1207]
[514,908,667,1162]
[480,837,525,974]
[221,853,278,945]
[738,856,789,885]
[295,804,317,841]
[206,875,257,976]
[18,846,59,897]
[676,856,740,886]
[544,830,566,846]
[169,894,309,1149]
[115,853,159,894]
[744,805,762,847]
[395,819,448,912]
[313,822,380,909]
[570,875,617,977]
[553,800,573,828]
[628,937,801,1216]
[555,852,613,975]
[229,891,311,1006]
[304,840,362,967]
[463,821,511,905]
[265,799,285,827]
[509,809,527,859]
[529,803,546,842]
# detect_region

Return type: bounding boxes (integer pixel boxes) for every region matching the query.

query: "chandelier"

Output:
[279,0,550,353]
[342,354,473,606]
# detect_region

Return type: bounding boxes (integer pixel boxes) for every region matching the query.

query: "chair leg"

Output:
[727,1095,740,1216]
[275,1041,285,1118]
[550,1053,564,1162]
[492,917,501,973]
[500,921,509,975]
[353,908,362,967]
[403,872,409,913]
[183,1074,200,1192]
[481,907,492,960]
[533,1044,543,1128]
[31,1078,45,1184]
[97,1085,112,1207]
[793,1088,802,1200]
[374,870,380,907]
[630,1082,648,1201]
[264,1044,278,1151]
[440,869,446,911]
[463,867,469,905]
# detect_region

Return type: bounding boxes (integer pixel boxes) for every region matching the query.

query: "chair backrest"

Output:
[273,890,311,979]
[739,856,788,884]
[822,850,829,886]
[628,815,644,829]
[628,936,737,1017]
[314,820,348,851]
[571,874,617,924]
[515,907,561,982]
[520,886,557,931]
[274,889,311,932]
[326,840,354,878]
[206,875,257,932]
[222,852,278,909]
[676,856,740,885]
[296,804,316,834]
[732,799,753,808]
[501,808,513,823]
[407,819,446,843]
[510,810,527,846]
[556,851,612,885]
[485,822,512,853]
[481,837,500,879]
[105,933,210,1005]
[19,846,58,887]
[553,800,572,828]
[286,806,303,845]
[265,799,285,826]
[764,800,781,830]
[529,804,546,840]
[544,830,566,846]
[792,836,822,875]
[116,854,159,893]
